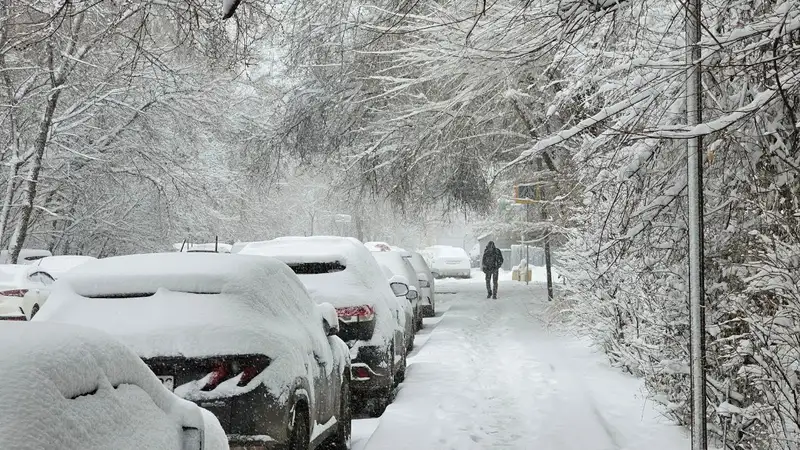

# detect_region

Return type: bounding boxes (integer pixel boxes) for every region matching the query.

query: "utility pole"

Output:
[686,0,707,447]
[536,158,554,301]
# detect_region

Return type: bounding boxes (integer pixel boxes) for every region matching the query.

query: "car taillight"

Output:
[200,355,271,391]
[336,305,375,323]
[419,279,430,288]
[352,366,371,380]
[0,289,28,297]
[201,362,229,391]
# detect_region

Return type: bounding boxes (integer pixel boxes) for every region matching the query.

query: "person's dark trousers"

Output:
[484,270,499,298]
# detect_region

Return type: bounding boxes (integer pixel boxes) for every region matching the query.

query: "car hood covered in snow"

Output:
[0,322,222,450]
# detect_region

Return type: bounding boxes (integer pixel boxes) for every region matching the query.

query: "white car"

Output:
[406,251,436,318]
[365,242,437,318]
[0,321,228,450]
[33,255,96,279]
[421,245,472,279]
[369,249,424,334]
[240,236,409,417]
[0,264,54,319]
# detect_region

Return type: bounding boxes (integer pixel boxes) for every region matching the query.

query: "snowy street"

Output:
[353,276,690,450]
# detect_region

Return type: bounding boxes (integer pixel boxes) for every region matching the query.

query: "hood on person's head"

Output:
[487,241,495,250]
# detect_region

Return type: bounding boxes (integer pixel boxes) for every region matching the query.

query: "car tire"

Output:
[29,304,39,319]
[369,350,394,418]
[330,377,351,450]
[288,403,310,450]
[396,348,407,384]
[415,311,423,331]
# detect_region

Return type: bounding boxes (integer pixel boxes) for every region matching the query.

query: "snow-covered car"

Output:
[173,242,233,253]
[406,251,436,317]
[34,252,352,450]
[240,236,408,416]
[0,321,228,450]
[32,255,96,279]
[0,248,52,264]
[0,264,54,320]
[370,248,424,333]
[378,265,416,347]
[422,245,471,279]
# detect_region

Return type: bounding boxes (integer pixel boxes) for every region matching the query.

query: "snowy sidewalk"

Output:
[352,277,689,450]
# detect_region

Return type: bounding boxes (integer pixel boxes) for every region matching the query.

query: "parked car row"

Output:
[1,236,441,450]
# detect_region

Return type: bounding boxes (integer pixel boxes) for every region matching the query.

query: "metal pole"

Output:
[537,160,554,301]
[525,202,531,285]
[686,0,707,447]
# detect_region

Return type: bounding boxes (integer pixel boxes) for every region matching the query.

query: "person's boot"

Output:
[492,293,497,299]
[487,292,492,299]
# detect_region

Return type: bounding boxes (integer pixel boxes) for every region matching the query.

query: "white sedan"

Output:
[0,264,54,320]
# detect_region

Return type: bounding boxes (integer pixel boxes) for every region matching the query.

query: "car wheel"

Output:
[370,349,394,418]
[29,304,39,319]
[415,311,423,331]
[288,403,310,450]
[330,377,352,450]
[396,348,407,384]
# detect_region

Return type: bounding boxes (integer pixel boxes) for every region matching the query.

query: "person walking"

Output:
[482,241,504,299]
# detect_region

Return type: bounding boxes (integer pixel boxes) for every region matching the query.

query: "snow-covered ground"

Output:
[352,274,690,450]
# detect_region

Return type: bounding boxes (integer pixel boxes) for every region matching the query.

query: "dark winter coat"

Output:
[482,241,504,272]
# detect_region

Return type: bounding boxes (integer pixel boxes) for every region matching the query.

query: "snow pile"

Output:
[35,252,346,405]
[0,322,226,450]
[240,236,400,346]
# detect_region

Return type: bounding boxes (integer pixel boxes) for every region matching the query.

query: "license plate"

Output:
[157,375,174,392]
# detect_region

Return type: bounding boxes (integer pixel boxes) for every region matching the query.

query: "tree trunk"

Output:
[0,161,21,247]
[7,87,62,263]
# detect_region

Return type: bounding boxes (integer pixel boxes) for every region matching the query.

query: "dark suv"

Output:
[240,236,409,416]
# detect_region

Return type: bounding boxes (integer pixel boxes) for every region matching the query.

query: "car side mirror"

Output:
[406,289,419,301]
[390,282,409,297]
[317,303,340,336]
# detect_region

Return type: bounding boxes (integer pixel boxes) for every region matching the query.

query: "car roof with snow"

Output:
[34,253,330,359]
[34,255,96,278]
[61,252,290,297]
[240,236,396,306]
[427,245,469,258]
[0,322,208,450]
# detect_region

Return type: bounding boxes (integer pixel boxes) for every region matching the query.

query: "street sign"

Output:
[513,184,540,204]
